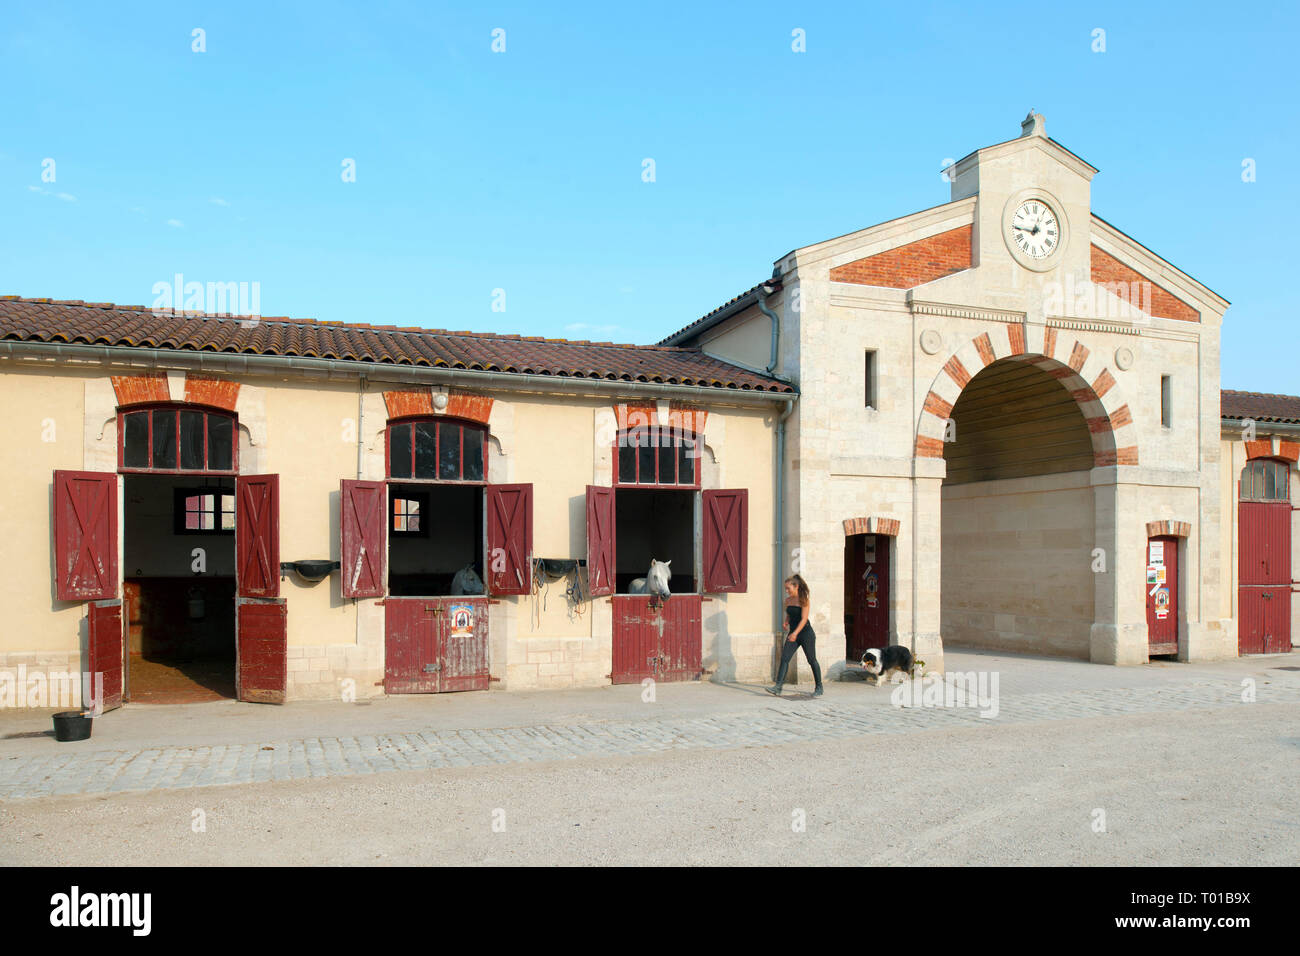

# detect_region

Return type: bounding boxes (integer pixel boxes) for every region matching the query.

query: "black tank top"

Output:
[786,604,814,638]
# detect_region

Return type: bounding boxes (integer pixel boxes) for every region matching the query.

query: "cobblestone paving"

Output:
[3,678,1297,800]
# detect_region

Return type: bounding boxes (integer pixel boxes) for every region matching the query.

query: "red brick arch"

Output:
[914,325,1139,467]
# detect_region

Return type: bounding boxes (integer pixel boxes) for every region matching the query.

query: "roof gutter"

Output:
[1221,417,1300,437]
[0,340,795,407]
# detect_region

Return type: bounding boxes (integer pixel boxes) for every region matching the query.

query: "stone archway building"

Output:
[661,113,1233,675]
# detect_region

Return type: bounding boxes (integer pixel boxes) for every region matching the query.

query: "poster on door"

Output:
[865,571,879,609]
[449,603,474,638]
[1154,587,1170,620]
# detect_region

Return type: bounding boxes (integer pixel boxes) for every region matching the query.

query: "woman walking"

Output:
[768,574,823,697]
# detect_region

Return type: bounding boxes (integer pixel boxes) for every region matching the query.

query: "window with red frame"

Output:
[615,426,700,486]
[120,406,237,473]
[387,419,486,481]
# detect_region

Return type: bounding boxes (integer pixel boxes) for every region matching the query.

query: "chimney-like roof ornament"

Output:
[1020,111,1047,138]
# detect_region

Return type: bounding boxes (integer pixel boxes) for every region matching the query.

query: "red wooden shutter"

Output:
[237,598,287,703]
[702,488,748,592]
[53,470,119,601]
[237,474,280,598]
[341,479,386,598]
[586,484,616,597]
[486,483,533,595]
[86,599,124,713]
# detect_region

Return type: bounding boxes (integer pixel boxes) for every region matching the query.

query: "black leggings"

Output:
[776,628,822,687]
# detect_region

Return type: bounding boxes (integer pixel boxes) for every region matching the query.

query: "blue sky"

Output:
[2,1,1295,392]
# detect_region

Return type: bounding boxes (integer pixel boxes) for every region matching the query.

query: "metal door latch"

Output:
[423,662,442,673]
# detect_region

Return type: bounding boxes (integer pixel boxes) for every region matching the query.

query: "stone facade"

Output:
[686,114,1234,675]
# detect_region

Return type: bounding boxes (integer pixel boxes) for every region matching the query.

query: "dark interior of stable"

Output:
[614,487,696,594]
[123,474,237,702]
[387,482,484,596]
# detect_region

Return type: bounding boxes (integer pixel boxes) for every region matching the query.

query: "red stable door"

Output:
[1145,536,1179,656]
[53,470,123,712]
[236,474,286,703]
[845,534,890,662]
[1239,499,1292,654]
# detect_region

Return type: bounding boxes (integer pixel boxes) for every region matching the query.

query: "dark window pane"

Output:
[438,422,460,480]
[208,415,233,471]
[389,424,412,479]
[462,427,484,481]
[1265,463,1277,500]
[123,412,149,468]
[415,422,438,478]
[658,440,675,485]
[637,442,655,483]
[678,439,695,486]
[180,410,205,469]
[152,409,177,469]
[618,443,636,483]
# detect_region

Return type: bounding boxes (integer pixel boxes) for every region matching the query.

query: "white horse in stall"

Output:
[628,559,671,604]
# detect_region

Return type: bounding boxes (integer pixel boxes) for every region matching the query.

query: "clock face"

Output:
[1010,199,1060,259]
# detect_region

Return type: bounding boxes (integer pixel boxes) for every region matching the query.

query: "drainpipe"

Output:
[760,281,797,648]
[757,281,781,375]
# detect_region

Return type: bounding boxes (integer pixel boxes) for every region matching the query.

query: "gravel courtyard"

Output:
[3,650,1298,866]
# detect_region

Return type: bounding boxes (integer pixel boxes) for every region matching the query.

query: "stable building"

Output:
[661,112,1237,674]
[1220,391,1299,654]
[1,112,1289,712]
[0,303,792,706]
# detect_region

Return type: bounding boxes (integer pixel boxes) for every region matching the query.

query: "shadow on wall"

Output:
[702,606,733,681]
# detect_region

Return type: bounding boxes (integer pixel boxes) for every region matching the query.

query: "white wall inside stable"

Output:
[941,470,1096,658]
[123,474,236,577]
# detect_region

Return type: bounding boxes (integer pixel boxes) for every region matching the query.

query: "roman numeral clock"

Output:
[1001,187,1070,272]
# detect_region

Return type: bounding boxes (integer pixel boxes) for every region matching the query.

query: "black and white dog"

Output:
[862,645,917,684]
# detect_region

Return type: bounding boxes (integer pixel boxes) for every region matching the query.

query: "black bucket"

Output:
[52,711,93,742]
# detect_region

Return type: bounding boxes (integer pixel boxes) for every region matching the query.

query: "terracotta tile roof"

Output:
[1221,389,1300,424]
[0,296,794,394]
[657,281,776,346]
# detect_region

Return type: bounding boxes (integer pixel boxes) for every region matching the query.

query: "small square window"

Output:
[392,494,428,536]
[175,488,234,535]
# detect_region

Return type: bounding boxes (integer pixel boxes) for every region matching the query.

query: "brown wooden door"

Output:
[236,475,285,702]
[1239,500,1291,654]
[439,597,490,692]
[586,485,616,597]
[1145,536,1179,655]
[236,475,280,598]
[384,597,440,693]
[86,599,124,713]
[340,479,386,598]
[702,489,748,592]
[236,598,287,703]
[611,595,701,684]
[486,483,533,595]
[846,535,889,661]
[385,597,488,693]
[54,470,118,601]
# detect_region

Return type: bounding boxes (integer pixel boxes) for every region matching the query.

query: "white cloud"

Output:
[166,218,184,228]
[26,185,76,201]
[209,197,230,207]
